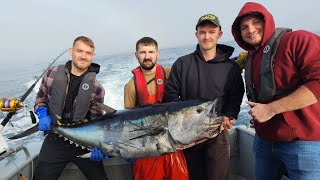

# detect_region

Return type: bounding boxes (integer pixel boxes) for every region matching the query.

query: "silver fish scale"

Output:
[54,99,225,158]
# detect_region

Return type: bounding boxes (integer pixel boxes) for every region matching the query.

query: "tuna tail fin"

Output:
[129,127,164,140]
[8,123,39,139]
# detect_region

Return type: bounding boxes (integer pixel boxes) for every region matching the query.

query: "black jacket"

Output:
[164,44,244,118]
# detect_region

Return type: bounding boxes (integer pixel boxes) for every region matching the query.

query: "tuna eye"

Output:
[196,106,204,113]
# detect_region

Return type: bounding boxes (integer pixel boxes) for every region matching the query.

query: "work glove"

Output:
[90,148,109,161]
[36,106,54,131]
[235,51,248,70]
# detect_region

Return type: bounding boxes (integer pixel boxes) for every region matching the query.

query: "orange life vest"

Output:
[132,65,189,180]
[132,64,165,107]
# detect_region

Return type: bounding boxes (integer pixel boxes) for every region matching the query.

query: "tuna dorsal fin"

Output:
[95,102,116,115]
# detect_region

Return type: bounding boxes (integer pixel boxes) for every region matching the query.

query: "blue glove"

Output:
[125,158,137,164]
[36,107,54,131]
[90,148,109,161]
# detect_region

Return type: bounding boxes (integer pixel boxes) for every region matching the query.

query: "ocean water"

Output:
[0,42,251,148]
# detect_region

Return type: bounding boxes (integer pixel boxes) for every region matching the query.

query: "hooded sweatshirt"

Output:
[165,44,244,119]
[232,2,320,141]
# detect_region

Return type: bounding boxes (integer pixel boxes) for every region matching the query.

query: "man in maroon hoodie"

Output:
[232,2,320,179]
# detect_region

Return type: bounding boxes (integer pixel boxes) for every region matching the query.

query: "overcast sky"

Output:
[1,0,319,64]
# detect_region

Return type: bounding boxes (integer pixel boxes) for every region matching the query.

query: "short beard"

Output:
[250,42,261,47]
[141,63,155,70]
[246,38,262,47]
[72,60,89,71]
[140,59,156,70]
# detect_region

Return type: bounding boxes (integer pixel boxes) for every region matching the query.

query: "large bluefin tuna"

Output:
[52,99,224,158]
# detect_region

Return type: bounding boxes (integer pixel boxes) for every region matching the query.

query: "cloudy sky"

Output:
[1,0,319,64]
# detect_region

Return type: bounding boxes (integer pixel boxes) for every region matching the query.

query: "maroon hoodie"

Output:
[232,2,320,141]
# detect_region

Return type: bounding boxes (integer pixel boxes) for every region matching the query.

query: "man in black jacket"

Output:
[165,14,244,180]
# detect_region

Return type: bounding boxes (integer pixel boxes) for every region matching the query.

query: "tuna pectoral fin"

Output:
[95,102,116,114]
[129,127,164,140]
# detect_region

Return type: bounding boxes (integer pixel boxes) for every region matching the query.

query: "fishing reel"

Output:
[0,98,37,124]
[0,98,24,112]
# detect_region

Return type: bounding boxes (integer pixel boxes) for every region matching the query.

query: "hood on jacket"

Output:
[66,61,101,74]
[231,2,275,51]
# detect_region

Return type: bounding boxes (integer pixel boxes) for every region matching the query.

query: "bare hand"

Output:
[219,117,236,132]
[246,100,275,123]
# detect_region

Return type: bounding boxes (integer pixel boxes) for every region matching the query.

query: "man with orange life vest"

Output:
[124,37,188,180]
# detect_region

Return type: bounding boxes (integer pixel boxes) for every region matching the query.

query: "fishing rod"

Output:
[0,49,68,132]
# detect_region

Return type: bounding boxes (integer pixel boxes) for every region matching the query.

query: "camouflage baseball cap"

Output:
[196,14,221,30]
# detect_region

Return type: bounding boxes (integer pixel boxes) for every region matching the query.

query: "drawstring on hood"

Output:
[231,2,275,51]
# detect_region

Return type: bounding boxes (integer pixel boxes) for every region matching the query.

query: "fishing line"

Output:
[0,49,68,132]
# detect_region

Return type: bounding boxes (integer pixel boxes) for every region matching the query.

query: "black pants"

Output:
[34,132,108,180]
[183,130,230,180]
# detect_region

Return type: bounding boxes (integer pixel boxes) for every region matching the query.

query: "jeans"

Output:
[253,134,320,180]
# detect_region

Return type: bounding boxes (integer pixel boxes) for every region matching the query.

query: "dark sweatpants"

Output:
[34,132,107,180]
[183,130,230,180]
